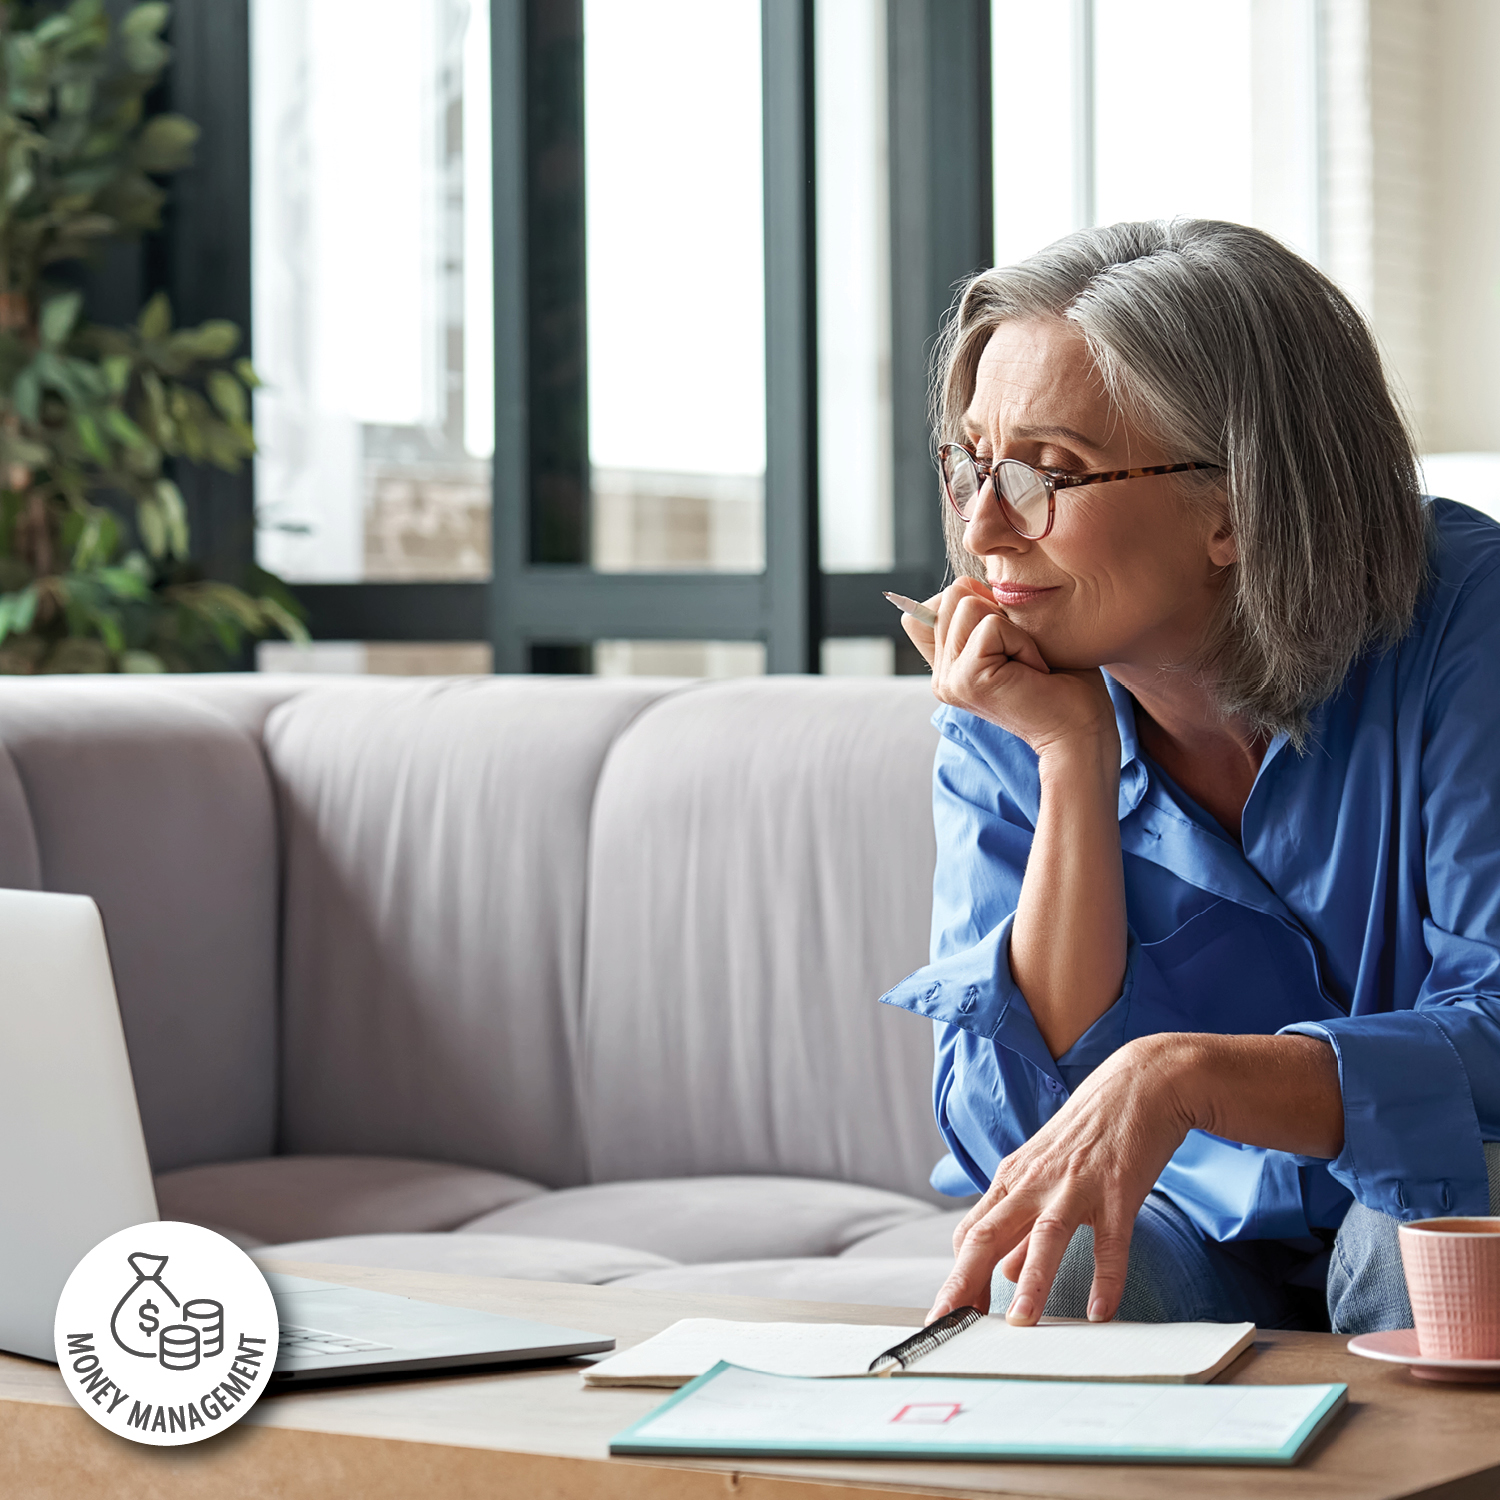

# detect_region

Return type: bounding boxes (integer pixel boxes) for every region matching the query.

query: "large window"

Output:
[585,0,765,579]
[991,0,1318,269]
[167,0,1500,676]
[235,1,990,675]
[252,0,494,586]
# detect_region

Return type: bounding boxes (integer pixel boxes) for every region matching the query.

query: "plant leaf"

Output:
[101,353,132,394]
[12,366,40,424]
[206,368,246,423]
[156,477,188,556]
[137,290,171,341]
[0,585,38,644]
[120,3,171,40]
[40,290,83,349]
[259,595,310,644]
[104,406,148,449]
[135,493,166,557]
[133,113,198,174]
[73,411,109,462]
[168,319,239,360]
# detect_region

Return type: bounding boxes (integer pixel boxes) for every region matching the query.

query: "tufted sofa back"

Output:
[0,677,296,1173]
[0,674,944,1200]
[578,677,943,1198]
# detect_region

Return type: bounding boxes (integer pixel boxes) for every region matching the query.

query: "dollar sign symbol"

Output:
[138,1299,159,1337]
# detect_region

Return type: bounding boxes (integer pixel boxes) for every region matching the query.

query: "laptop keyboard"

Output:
[278,1322,395,1358]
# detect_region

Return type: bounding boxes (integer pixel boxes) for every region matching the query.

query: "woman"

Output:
[887,218,1500,1335]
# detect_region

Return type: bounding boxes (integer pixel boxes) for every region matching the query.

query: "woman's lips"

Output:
[991,582,1059,607]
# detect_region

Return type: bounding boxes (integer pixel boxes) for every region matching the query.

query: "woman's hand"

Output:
[927,1035,1199,1327]
[903,577,1117,761]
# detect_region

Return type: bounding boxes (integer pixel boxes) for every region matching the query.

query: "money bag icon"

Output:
[110,1252,181,1358]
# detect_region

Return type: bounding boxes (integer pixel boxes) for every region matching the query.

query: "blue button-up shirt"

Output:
[882,498,1500,1243]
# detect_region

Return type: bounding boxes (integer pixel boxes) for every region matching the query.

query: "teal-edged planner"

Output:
[610,1362,1347,1466]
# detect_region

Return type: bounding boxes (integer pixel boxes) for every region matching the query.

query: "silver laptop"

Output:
[0,888,613,1380]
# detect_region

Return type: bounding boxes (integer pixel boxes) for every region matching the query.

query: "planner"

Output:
[583,1312,1256,1388]
[610,1362,1348,1466]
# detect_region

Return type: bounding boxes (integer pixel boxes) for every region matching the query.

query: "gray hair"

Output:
[934,218,1428,745]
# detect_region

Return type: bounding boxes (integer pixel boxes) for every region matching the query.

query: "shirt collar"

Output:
[1103,670,1302,926]
[1104,672,1149,819]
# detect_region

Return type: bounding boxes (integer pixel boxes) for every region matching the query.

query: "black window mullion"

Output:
[878,0,992,612]
[163,0,256,601]
[489,0,533,671]
[761,0,819,672]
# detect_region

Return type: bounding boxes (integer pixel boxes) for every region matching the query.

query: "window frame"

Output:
[171,0,994,672]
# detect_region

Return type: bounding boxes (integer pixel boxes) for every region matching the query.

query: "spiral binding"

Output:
[867,1305,983,1374]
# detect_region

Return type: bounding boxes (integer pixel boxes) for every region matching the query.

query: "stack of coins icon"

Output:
[184,1299,225,1358]
[159,1323,201,1371]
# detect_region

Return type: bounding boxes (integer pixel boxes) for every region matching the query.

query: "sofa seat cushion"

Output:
[457,1176,933,1263]
[156,1156,545,1245]
[838,1209,969,1259]
[252,1232,677,1284]
[612,1257,952,1310]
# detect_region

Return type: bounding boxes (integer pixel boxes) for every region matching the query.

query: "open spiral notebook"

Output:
[583,1314,1257,1388]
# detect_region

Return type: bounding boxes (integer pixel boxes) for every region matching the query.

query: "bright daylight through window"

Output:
[251,0,494,587]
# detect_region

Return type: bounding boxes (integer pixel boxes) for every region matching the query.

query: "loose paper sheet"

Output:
[616,1364,1342,1462]
[584,1316,1255,1387]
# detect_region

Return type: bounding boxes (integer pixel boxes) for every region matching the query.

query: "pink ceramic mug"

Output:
[1398,1217,1500,1360]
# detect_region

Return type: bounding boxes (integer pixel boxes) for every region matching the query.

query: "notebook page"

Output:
[614,1364,1342,1463]
[916,1316,1255,1383]
[583,1318,912,1386]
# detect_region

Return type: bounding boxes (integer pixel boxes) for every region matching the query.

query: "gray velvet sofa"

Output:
[0,672,973,1307]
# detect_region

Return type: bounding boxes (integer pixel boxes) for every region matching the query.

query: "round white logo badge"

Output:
[53,1221,280,1447]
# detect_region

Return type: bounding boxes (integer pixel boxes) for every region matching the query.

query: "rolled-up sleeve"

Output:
[1279,1008,1489,1217]
[880,717,1133,1191]
[1283,560,1500,1221]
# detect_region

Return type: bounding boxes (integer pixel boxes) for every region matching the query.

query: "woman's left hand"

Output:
[928,1034,1200,1326]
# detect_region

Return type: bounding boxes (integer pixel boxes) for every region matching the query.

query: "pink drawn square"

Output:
[891,1402,963,1425]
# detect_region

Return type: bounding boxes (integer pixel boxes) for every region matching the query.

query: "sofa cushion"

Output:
[578,677,945,1199]
[458,1176,933,1263]
[253,1233,676,1284]
[839,1209,969,1259]
[265,677,684,1185]
[612,1256,951,1310]
[156,1155,544,1245]
[0,680,280,1173]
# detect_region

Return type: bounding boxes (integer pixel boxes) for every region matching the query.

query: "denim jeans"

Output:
[989,1143,1500,1333]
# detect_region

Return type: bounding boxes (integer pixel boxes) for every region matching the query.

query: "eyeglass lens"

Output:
[942,448,1051,537]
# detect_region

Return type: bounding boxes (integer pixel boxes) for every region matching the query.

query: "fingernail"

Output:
[1088,1298,1108,1322]
[925,1303,948,1324]
[1009,1295,1034,1322]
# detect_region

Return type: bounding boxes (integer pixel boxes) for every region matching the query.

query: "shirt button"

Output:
[1047,1078,1063,1093]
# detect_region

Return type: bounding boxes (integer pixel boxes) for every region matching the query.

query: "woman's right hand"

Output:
[903,577,1118,760]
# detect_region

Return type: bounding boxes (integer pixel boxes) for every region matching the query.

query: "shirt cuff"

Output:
[1280,1013,1490,1219]
[929,1151,983,1197]
[879,913,1062,1081]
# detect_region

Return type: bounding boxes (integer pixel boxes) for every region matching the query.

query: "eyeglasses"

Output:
[938,443,1219,540]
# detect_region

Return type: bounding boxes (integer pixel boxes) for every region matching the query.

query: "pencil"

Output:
[882,591,938,628]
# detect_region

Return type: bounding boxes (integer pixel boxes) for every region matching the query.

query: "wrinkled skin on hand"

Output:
[902,576,1119,759]
[927,1035,1199,1327]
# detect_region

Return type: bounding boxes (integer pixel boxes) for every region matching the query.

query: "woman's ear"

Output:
[1207,517,1238,568]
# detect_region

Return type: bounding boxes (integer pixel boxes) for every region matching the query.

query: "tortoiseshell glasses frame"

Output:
[938,442,1221,540]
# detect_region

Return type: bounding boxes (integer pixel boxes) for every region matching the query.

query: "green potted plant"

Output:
[0,0,303,673]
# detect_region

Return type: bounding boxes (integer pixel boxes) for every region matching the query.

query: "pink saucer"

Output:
[1347,1328,1500,1382]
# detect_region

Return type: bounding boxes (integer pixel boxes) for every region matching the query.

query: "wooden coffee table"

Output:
[3,1259,1497,1499]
